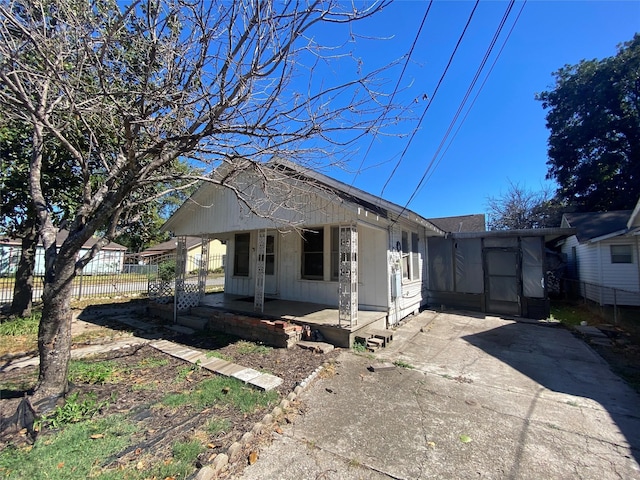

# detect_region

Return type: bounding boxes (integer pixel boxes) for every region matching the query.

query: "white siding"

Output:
[561,234,640,305]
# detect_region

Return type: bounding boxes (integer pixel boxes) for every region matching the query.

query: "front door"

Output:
[484,248,521,316]
[264,233,278,295]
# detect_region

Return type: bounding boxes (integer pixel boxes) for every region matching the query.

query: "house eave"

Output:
[587,229,629,244]
[449,228,575,243]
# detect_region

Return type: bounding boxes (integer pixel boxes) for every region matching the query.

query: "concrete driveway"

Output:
[237,310,640,479]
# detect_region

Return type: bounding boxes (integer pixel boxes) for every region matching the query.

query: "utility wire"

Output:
[380,0,481,197]
[348,1,433,191]
[391,0,521,226]
[416,0,527,196]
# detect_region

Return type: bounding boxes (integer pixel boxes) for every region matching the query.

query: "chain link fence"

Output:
[557,278,640,325]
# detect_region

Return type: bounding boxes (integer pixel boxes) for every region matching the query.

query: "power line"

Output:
[380,0,481,197]
[416,0,527,196]
[391,0,523,226]
[348,0,434,191]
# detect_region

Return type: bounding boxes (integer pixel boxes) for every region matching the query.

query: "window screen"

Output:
[611,245,632,264]
[234,233,250,276]
[302,228,324,279]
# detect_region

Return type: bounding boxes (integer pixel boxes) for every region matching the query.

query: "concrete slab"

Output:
[248,373,283,391]
[237,310,640,480]
[216,362,245,376]
[199,357,231,372]
[232,368,263,383]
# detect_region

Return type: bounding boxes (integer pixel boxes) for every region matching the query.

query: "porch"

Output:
[194,293,387,348]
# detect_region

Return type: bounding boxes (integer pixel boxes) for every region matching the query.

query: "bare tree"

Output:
[486,181,564,230]
[0,0,398,411]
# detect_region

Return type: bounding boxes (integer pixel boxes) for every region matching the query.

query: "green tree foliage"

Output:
[537,35,640,212]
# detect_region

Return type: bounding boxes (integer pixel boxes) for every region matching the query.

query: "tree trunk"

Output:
[9,221,38,317]
[30,258,75,413]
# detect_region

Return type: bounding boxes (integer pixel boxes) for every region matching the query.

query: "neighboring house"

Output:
[558,200,640,306]
[0,230,127,276]
[428,213,486,233]
[163,161,565,328]
[139,237,226,272]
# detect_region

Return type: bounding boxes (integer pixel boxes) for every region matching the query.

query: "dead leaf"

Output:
[90,434,105,439]
[163,459,173,466]
[136,461,145,470]
[274,426,283,434]
[248,451,259,465]
[207,443,216,449]
[135,448,142,456]
[427,441,436,449]
[57,462,64,469]
[222,386,230,394]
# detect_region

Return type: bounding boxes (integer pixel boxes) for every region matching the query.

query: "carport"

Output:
[427,228,573,319]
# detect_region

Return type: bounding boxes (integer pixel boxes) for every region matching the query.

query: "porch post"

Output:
[254,229,267,313]
[198,236,209,298]
[338,224,358,327]
[173,235,187,324]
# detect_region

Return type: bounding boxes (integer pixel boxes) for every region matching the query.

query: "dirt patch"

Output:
[0,315,340,478]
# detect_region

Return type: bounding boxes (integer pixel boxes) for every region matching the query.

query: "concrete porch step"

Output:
[354,327,394,351]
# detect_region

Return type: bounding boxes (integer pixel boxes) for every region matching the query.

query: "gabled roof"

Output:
[561,210,633,243]
[140,236,203,257]
[271,161,444,233]
[163,160,445,236]
[427,214,486,233]
[0,229,127,250]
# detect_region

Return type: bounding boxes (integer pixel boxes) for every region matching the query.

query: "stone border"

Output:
[191,361,332,480]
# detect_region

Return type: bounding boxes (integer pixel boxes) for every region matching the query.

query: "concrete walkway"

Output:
[237,310,640,479]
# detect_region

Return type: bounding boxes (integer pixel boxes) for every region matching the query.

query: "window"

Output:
[233,233,250,276]
[401,230,420,281]
[265,235,275,275]
[611,244,632,264]
[401,231,410,279]
[302,228,324,279]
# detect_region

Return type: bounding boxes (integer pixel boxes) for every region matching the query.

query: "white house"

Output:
[559,199,640,306]
[162,161,446,334]
[0,230,127,276]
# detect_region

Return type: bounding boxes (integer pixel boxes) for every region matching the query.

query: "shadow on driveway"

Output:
[463,321,640,467]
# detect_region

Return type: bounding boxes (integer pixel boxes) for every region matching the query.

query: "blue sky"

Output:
[316,0,640,220]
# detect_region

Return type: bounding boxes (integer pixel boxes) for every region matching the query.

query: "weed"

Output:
[0,415,136,479]
[172,439,204,463]
[160,376,278,413]
[235,340,273,355]
[68,360,116,384]
[205,351,233,361]
[176,361,201,381]
[135,356,169,368]
[393,360,415,369]
[352,342,367,353]
[348,457,361,468]
[37,392,113,430]
[206,417,231,436]
[0,311,41,336]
